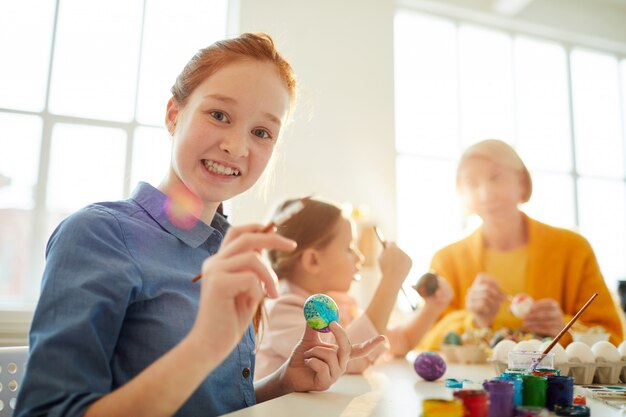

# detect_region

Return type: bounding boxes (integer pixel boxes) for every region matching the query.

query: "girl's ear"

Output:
[165,97,179,135]
[301,248,321,274]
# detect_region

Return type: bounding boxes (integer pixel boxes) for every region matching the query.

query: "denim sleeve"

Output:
[15,207,142,417]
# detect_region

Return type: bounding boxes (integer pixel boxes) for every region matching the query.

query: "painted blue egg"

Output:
[303,294,339,333]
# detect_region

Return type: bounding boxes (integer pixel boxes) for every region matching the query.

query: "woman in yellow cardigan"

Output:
[420,139,623,350]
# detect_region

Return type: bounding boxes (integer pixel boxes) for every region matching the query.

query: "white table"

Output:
[225,357,622,416]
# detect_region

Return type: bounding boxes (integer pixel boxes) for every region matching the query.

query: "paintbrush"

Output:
[191,195,312,283]
[373,226,418,311]
[531,292,599,370]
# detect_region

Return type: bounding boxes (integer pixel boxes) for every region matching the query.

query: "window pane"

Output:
[394,11,458,158]
[522,171,575,229]
[131,126,171,189]
[577,178,626,291]
[48,0,143,121]
[0,208,32,301]
[396,155,462,285]
[458,25,514,146]
[514,37,572,173]
[135,0,228,125]
[47,124,126,213]
[571,49,623,178]
[0,113,42,209]
[0,1,55,112]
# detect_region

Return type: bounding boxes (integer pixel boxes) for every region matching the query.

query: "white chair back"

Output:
[0,346,28,417]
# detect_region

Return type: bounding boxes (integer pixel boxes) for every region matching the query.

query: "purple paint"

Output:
[483,379,514,417]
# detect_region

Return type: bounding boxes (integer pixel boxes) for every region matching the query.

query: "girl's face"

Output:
[457,155,526,223]
[161,60,290,213]
[316,217,363,292]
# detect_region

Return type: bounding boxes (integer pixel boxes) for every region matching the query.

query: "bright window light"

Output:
[48,0,143,121]
[47,124,126,213]
[0,113,42,209]
[0,1,228,306]
[394,10,626,293]
[131,126,172,189]
[571,49,623,178]
[0,1,55,111]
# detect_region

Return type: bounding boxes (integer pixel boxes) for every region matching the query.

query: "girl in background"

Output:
[255,197,452,378]
[16,33,384,417]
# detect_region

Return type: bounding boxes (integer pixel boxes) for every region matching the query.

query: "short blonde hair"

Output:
[457,139,533,203]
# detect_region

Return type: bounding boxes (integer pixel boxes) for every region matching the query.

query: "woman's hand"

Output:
[270,322,386,396]
[465,272,506,328]
[191,224,296,364]
[522,298,565,336]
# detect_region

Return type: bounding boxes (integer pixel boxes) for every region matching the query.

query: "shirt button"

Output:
[242,367,251,378]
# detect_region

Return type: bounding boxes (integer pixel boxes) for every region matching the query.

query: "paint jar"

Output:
[483,379,514,417]
[508,351,554,371]
[495,375,523,407]
[531,368,559,377]
[453,389,489,417]
[546,375,574,411]
[520,375,547,407]
[422,398,463,417]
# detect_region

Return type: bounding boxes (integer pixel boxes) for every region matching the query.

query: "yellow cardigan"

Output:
[419,214,623,350]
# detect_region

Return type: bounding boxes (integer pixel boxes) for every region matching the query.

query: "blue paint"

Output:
[546,375,574,411]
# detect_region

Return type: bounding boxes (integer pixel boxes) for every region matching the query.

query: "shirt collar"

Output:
[130,182,228,248]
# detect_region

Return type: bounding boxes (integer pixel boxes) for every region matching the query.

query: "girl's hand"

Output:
[191,224,296,364]
[277,322,386,393]
[423,276,453,315]
[522,298,565,336]
[465,272,506,328]
[378,242,413,287]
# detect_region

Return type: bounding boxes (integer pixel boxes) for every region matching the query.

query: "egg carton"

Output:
[488,358,626,384]
[440,344,488,364]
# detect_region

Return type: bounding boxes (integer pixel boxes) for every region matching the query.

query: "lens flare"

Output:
[164,185,203,229]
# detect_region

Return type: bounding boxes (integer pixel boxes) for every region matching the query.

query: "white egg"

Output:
[539,340,568,364]
[514,340,541,352]
[492,339,517,362]
[565,341,595,363]
[618,341,626,359]
[591,341,620,362]
[510,293,534,318]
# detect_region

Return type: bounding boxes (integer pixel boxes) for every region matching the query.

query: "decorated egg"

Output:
[443,331,462,346]
[303,293,339,333]
[414,351,447,381]
[414,272,439,297]
[509,293,533,318]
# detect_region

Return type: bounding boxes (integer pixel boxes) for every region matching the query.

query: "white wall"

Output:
[228,0,399,238]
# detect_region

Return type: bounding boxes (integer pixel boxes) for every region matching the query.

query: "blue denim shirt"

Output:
[16,182,257,417]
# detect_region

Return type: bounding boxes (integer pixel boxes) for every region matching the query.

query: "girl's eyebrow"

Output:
[204,93,282,127]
